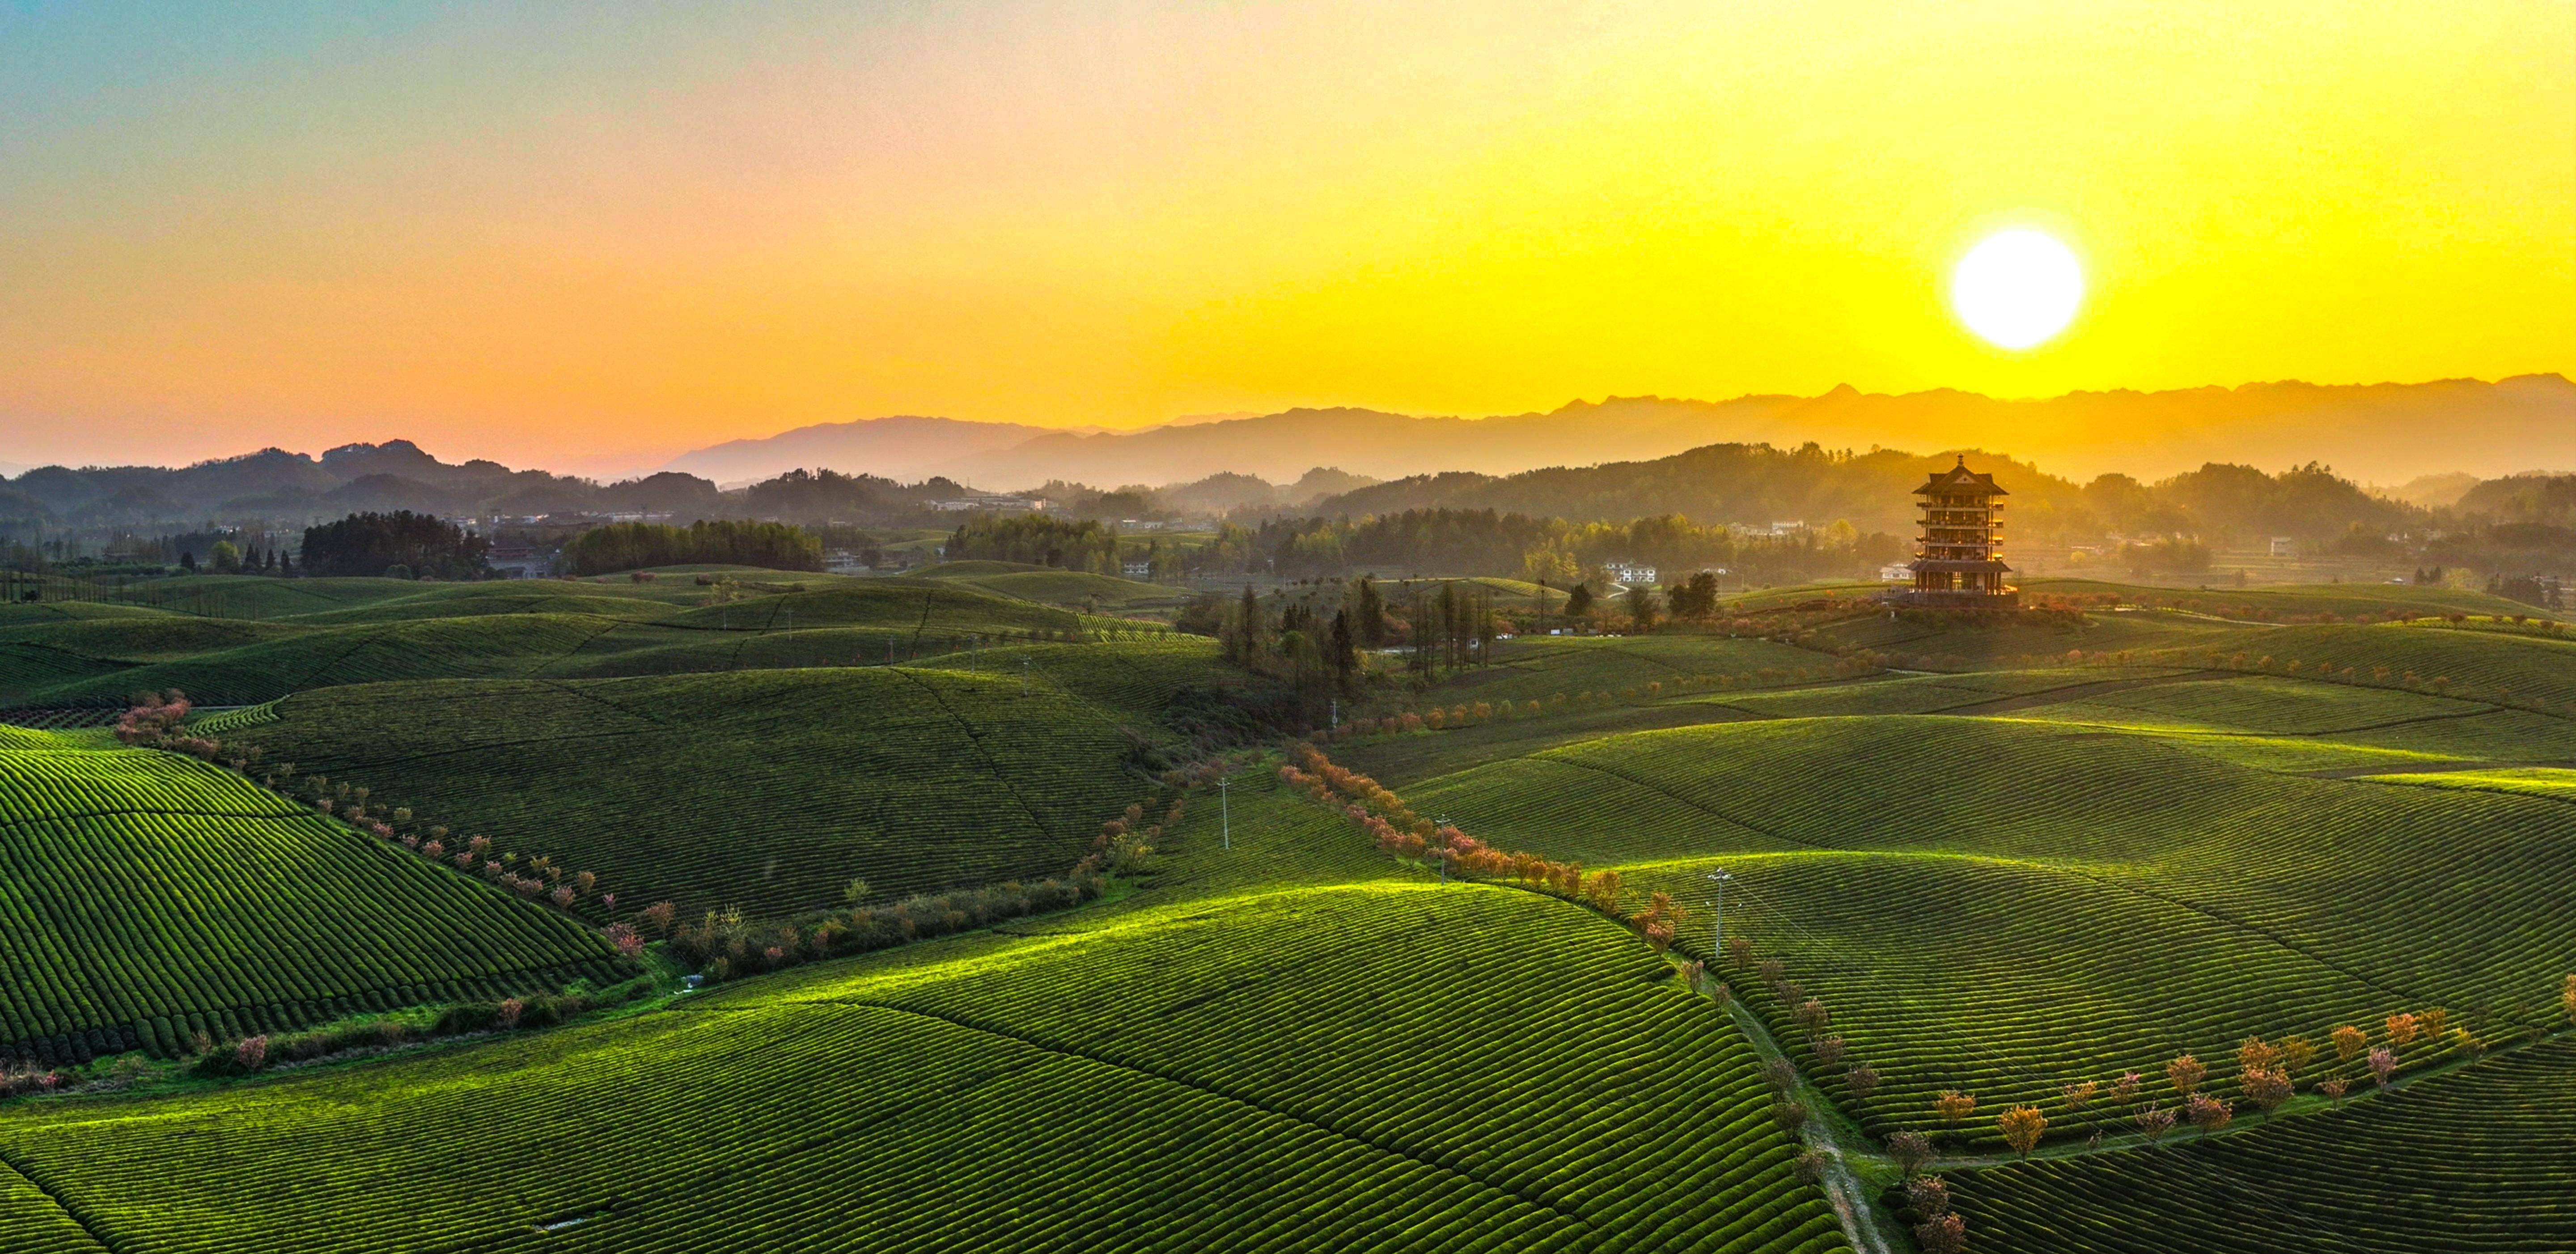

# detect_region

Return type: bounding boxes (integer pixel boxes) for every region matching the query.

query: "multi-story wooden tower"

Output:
[1900,455,2017,607]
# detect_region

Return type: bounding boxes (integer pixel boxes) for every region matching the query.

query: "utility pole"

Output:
[1217,774,1232,851]
[1435,815,1449,885]
[1021,656,1030,697]
[1702,867,1735,953]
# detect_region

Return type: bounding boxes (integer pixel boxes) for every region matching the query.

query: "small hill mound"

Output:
[231,652,1208,917]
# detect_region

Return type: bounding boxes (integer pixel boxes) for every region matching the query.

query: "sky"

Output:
[2,0,2570,474]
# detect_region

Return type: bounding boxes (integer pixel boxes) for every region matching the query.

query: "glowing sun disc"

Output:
[1950,227,2083,349]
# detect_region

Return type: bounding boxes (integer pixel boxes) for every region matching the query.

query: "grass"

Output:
[0,731,620,1065]
[0,884,1849,1254]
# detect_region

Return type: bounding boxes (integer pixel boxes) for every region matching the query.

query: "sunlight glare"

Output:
[1950,227,2085,350]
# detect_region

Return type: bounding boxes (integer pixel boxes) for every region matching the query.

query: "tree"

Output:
[1915,1213,1966,1254]
[1887,1130,1935,1176]
[1565,582,1595,627]
[302,510,491,579]
[2185,1093,2233,1133]
[1794,999,1830,1037]
[1328,608,1359,690]
[2242,1067,2293,1112]
[179,550,198,573]
[2165,1054,2205,1098]
[1998,1105,2047,1157]
[2385,1012,2419,1047]
[1933,1090,1977,1124]
[1624,582,1659,632]
[2061,1080,2098,1111]
[2330,1024,2367,1062]
[2368,1046,2398,1088]
[1846,1064,1880,1100]
[2564,973,2576,1023]
[563,519,823,575]
[1352,575,1388,646]
[209,540,242,573]
[2133,1101,2176,1144]
[1905,1175,1949,1219]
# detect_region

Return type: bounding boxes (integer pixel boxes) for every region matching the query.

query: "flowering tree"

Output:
[1933,1090,1977,1124]
[2061,1080,2098,1112]
[2109,1072,2141,1106]
[1998,1105,2047,1157]
[2185,1093,2233,1134]
[2368,1046,2398,1089]
[1888,1131,1935,1177]
[2133,1101,2176,1144]
[2166,1054,2206,1098]
[2242,1067,2293,1112]
[2385,1012,2419,1047]
[235,1035,268,1071]
[1794,999,1830,1037]
[2331,1024,2367,1062]
[2237,1037,2281,1075]
[1846,1065,1880,1100]
[2280,1035,2318,1075]
[1813,1036,1846,1068]
[1915,1213,1966,1254]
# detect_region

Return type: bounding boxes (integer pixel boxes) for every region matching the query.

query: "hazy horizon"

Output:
[5,1,2570,472]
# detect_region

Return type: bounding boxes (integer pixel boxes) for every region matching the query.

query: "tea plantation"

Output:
[4,574,2573,1252]
[0,731,619,1064]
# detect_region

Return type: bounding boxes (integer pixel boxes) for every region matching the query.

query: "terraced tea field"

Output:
[0,885,1848,1254]
[5,573,2572,1252]
[1948,1035,2576,1251]
[229,649,1205,917]
[0,731,619,1063]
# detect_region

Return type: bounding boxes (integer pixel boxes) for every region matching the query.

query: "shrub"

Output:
[496,998,524,1030]
[234,1035,267,1071]
[1998,1105,2047,1157]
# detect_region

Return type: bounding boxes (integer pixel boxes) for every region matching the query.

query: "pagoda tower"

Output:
[1901,455,2018,607]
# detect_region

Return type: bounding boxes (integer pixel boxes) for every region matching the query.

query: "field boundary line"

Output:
[886,669,1055,842]
[0,1146,117,1253]
[750,998,1602,1237]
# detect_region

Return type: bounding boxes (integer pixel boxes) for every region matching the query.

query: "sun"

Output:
[1950,227,2084,350]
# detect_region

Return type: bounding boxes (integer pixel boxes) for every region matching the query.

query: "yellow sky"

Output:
[2,0,2569,472]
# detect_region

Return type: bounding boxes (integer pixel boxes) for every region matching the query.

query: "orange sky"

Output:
[3,1,2570,474]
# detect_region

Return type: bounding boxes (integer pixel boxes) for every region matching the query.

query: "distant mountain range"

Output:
[655,375,2575,490]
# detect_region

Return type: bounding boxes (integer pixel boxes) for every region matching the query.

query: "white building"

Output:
[928,495,1046,514]
[1603,562,1658,586]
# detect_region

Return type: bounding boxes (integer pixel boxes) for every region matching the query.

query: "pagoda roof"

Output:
[1909,557,2014,572]
[1915,455,2008,496]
